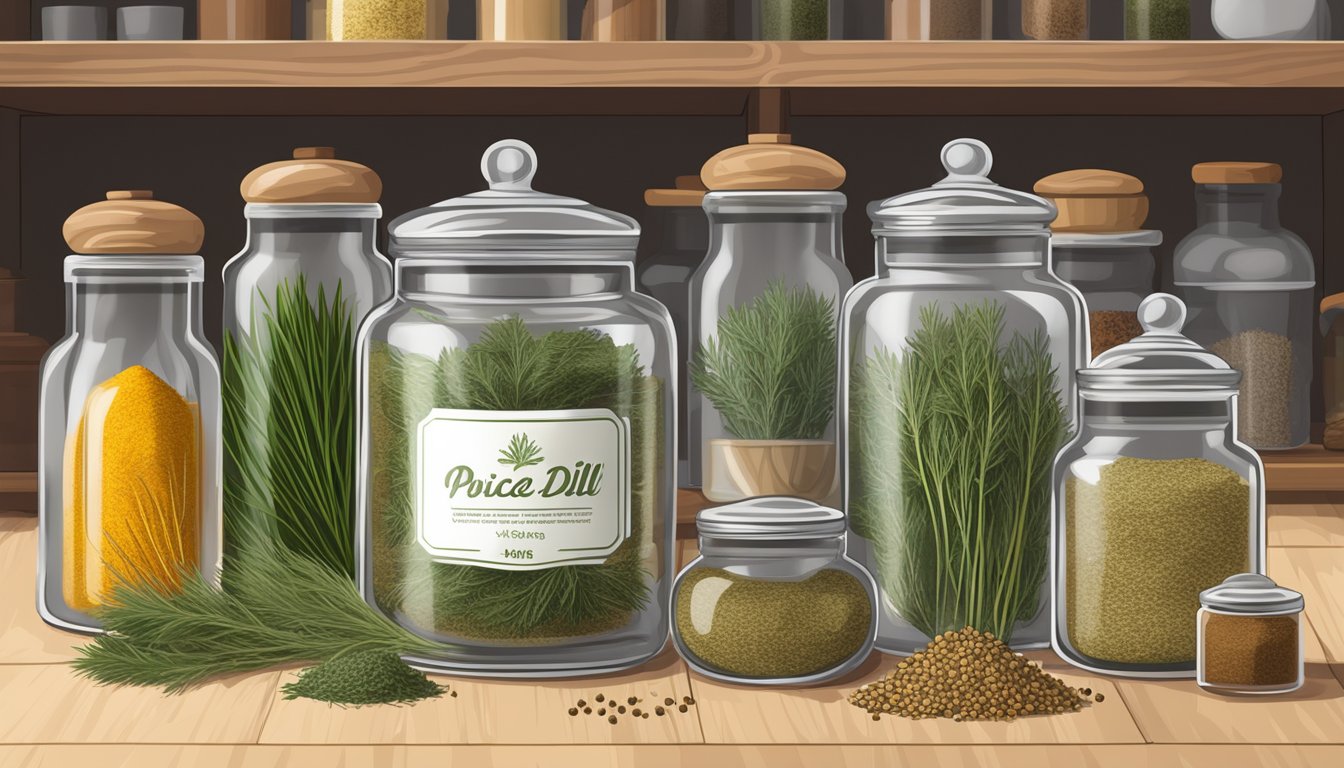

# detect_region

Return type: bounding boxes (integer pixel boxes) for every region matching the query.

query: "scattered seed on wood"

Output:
[664,697,675,705]
[596,694,605,702]
[679,704,688,713]
[608,715,618,724]
[1094,693,1105,702]
[627,696,638,705]
[584,707,592,714]
[577,699,586,707]
[632,708,642,717]
[568,707,578,716]
[618,705,626,714]
[598,708,606,716]
[656,706,665,716]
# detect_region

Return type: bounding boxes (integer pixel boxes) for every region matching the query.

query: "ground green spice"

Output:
[282,649,444,706]
[1202,613,1299,687]
[1066,458,1250,665]
[674,567,871,679]
[1125,0,1190,40]
[758,0,829,40]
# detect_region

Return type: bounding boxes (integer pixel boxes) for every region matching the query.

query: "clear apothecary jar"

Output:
[38,191,222,633]
[688,133,851,505]
[1053,293,1265,678]
[842,138,1086,655]
[887,0,992,39]
[671,497,877,685]
[310,0,450,39]
[356,140,676,677]
[1198,574,1304,695]
[478,0,567,39]
[1171,162,1315,451]
[222,148,393,580]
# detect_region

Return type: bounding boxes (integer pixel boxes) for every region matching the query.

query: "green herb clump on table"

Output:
[282,649,445,707]
[690,281,837,441]
[848,301,1066,643]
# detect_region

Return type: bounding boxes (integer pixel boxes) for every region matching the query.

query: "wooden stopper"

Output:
[240,147,382,204]
[1192,162,1283,185]
[64,192,204,255]
[701,133,845,192]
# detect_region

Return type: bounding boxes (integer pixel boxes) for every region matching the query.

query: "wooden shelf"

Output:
[1263,444,1344,492]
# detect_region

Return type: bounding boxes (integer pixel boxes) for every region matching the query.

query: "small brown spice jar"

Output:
[1198,574,1304,695]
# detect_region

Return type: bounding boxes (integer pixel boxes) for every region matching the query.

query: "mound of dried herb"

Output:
[282,649,444,707]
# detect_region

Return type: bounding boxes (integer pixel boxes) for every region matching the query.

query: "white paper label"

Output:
[415,408,631,571]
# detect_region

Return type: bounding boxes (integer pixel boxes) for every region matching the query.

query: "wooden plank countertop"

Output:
[1,497,1342,766]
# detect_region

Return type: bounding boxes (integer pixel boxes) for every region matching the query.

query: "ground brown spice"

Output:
[1090,310,1143,359]
[1203,613,1299,687]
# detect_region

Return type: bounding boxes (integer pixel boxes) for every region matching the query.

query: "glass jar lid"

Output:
[1200,573,1304,614]
[868,139,1057,236]
[388,139,639,256]
[696,497,845,541]
[1080,293,1242,394]
[1052,230,1163,249]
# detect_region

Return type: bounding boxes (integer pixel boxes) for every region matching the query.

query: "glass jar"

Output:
[887,0,992,39]
[1053,232,1162,360]
[688,134,850,505]
[222,148,393,581]
[322,0,449,39]
[842,138,1086,655]
[0,268,46,481]
[1054,293,1265,678]
[1212,0,1330,40]
[667,0,738,39]
[1322,294,1344,450]
[582,0,664,39]
[753,0,831,39]
[1198,574,1304,695]
[357,140,676,677]
[38,191,221,634]
[198,0,290,39]
[478,0,567,39]
[1171,162,1314,451]
[1125,0,1189,39]
[1021,0,1087,39]
[639,180,709,482]
[671,497,877,685]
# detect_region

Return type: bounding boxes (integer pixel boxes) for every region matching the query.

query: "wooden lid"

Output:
[63,191,204,255]
[1192,162,1283,185]
[1034,169,1145,197]
[645,173,708,207]
[240,147,383,203]
[701,134,845,192]
[1322,293,1344,315]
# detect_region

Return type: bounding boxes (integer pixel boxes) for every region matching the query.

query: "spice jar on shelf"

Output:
[667,0,738,39]
[753,0,831,40]
[0,269,47,484]
[1035,169,1160,360]
[671,497,877,685]
[582,0,664,39]
[1322,294,1344,450]
[222,148,393,582]
[1198,574,1304,695]
[842,138,1086,655]
[1054,292,1265,678]
[199,0,290,39]
[38,191,221,634]
[1125,0,1190,40]
[325,0,449,39]
[1212,0,1330,40]
[358,139,675,677]
[1021,0,1088,39]
[688,133,851,504]
[887,0,992,40]
[1171,162,1315,451]
[479,0,567,40]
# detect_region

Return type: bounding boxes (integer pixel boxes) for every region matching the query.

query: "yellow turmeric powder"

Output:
[63,365,200,612]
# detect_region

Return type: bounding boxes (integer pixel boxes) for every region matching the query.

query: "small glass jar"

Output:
[667,0,738,39]
[322,0,450,39]
[583,0,665,39]
[1054,293,1265,678]
[753,0,831,39]
[198,0,291,39]
[38,191,221,634]
[1021,0,1087,39]
[887,0,992,39]
[671,497,877,685]
[478,0,567,39]
[1053,231,1162,360]
[1171,162,1315,451]
[1198,574,1304,695]
[1125,0,1189,40]
[357,140,676,677]
[223,148,393,580]
[689,134,851,505]
[1322,294,1344,450]
[1212,0,1330,40]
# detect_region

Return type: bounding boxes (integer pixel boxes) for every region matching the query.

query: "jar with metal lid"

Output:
[38,191,221,633]
[1198,574,1304,695]
[357,139,676,677]
[671,497,877,685]
[222,147,393,581]
[842,138,1086,655]
[1322,293,1344,450]
[478,0,567,39]
[688,133,851,505]
[1171,162,1315,451]
[1053,293,1265,678]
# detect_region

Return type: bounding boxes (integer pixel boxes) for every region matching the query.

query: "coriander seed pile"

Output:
[849,627,1098,722]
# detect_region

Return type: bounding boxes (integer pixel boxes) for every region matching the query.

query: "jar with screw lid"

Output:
[1198,574,1304,694]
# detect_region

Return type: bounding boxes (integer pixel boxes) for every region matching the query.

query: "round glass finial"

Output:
[482,139,537,191]
[941,138,993,181]
[1138,292,1187,334]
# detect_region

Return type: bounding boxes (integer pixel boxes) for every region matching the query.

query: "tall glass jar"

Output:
[223,148,393,581]
[753,0,831,39]
[324,0,450,39]
[842,138,1086,655]
[357,140,676,677]
[1171,162,1314,451]
[887,0,992,39]
[38,191,221,633]
[689,133,850,505]
[1054,293,1265,678]
[582,0,664,39]
[478,0,567,39]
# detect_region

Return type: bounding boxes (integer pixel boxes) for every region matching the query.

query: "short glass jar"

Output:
[887,0,992,39]
[1053,230,1161,360]
[671,497,877,685]
[753,0,831,39]
[1198,574,1304,695]
[478,0,567,39]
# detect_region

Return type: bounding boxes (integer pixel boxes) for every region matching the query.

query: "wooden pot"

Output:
[703,439,838,503]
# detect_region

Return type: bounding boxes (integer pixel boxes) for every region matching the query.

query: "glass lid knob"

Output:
[939,138,994,184]
[482,139,538,191]
[1137,292,1188,335]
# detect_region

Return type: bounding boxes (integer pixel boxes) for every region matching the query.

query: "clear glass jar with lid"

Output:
[38,191,221,633]
[1053,293,1264,678]
[357,139,676,677]
[1198,574,1304,695]
[842,138,1086,655]
[223,147,393,581]
[671,497,877,685]
[478,0,567,39]
[688,133,851,505]
[1171,162,1315,451]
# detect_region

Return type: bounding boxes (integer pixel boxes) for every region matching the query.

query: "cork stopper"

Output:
[240,147,383,204]
[1192,162,1283,185]
[645,173,708,207]
[1034,169,1149,232]
[63,191,204,255]
[700,134,846,192]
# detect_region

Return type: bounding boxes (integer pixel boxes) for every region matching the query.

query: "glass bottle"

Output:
[478,0,567,39]
[1198,574,1304,695]
[1171,162,1314,451]
[671,497,877,685]
[222,147,393,581]
[689,133,851,505]
[753,0,831,39]
[38,191,221,634]
[357,140,676,676]
[1322,293,1344,450]
[1212,0,1330,40]
[324,0,449,39]
[887,0,992,39]
[1021,0,1087,39]
[842,138,1086,654]
[667,0,738,39]
[1125,0,1189,40]
[582,0,664,39]
[1053,293,1265,678]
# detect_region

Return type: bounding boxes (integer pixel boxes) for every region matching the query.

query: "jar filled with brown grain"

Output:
[323,0,449,39]
[1198,574,1304,695]
[887,0,992,39]
[198,0,290,39]
[583,0,665,39]
[1022,0,1088,39]
[479,0,568,39]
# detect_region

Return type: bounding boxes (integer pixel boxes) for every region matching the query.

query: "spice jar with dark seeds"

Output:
[670,497,877,685]
[1125,0,1190,40]
[753,0,831,39]
[1198,574,1304,695]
